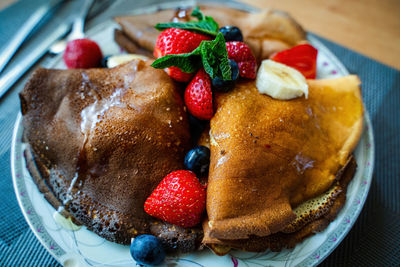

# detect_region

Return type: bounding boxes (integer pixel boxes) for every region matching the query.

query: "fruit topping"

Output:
[219,25,243,42]
[184,68,213,120]
[130,235,165,265]
[63,39,103,69]
[226,41,257,79]
[270,43,318,79]
[155,6,219,36]
[212,59,239,92]
[256,59,308,100]
[184,145,211,177]
[144,170,206,228]
[154,28,211,82]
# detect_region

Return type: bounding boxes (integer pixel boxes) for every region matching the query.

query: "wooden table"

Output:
[1,0,399,69]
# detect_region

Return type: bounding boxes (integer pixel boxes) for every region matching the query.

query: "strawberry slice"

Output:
[226,41,257,79]
[144,170,206,228]
[184,69,213,120]
[270,44,318,79]
[154,28,211,82]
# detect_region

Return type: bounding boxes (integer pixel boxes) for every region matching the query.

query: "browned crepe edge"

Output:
[203,156,357,254]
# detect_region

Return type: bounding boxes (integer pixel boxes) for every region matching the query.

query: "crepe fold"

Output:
[20,60,204,251]
[205,75,363,241]
[114,5,306,60]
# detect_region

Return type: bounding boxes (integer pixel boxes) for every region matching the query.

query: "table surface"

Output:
[1,0,400,70]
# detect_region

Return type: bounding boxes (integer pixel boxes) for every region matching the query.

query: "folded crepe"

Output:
[205,75,363,241]
[20,60,203,252]
[203,155,357,253]
[114,5,306,60]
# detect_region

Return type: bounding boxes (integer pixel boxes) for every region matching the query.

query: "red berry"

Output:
[63,39,103,69]
[226,41,257,79]
[270,44,318,79]
[154,28,211,82]
[144,170,206,228]
[184,69,213,120]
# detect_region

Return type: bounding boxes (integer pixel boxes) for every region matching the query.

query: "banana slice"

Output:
[256,59,308,100]
[107,54,148,68]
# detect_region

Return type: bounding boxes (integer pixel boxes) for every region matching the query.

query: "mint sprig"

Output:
[151,33,232,80]
[154,7,219,36]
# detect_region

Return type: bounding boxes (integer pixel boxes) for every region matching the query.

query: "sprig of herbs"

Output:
[151,32,231,80]
[154,7,219,36]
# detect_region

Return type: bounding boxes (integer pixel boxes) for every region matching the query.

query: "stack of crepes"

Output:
[20,4,364,255]
[115,4,364,253]
[201,76,363,253]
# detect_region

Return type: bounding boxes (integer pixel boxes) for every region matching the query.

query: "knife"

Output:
[0,1,59,74]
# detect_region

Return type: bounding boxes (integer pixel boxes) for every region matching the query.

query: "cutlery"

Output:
[0,0,61,73]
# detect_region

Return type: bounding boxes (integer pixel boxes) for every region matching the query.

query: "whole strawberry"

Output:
[144,170,206,228]
[63,39,103,69]
[184,68,213,120]
[154,28,211,82]
[226,41,257,79]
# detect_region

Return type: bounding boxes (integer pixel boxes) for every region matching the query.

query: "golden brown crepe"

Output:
[114,5,306,61]
[20,60,203,251]
[205,75,363,241]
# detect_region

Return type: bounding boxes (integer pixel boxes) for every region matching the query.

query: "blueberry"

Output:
[212,59,240,93]
[130,235,165,266]
[184,146,210,177]
[188,114,207,142]
[219,26,243,42]
[100,55,110,68]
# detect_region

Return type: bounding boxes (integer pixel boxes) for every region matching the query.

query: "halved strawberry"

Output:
[144,170,206,228]
[154,28,211,82]
[270,43,318,79]
[184,69,213,120]
[226,41,257,79]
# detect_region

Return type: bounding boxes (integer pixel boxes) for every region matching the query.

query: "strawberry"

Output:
[63,39,103,69]
[144,170,206,228]
[184,69,213,120]
[226,41,257,79]
[154,28,211,82]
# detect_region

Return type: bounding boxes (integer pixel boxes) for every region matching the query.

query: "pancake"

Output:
[19,60,203,251]
[114,5,306,61]
[206,75,363,240]
[203,156,357,253]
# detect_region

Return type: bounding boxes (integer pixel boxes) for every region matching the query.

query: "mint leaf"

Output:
[191,6,205,20]
[200,33,231,80]
[151,33,232,81]
[151,48,202,73]
[154,6,219,36]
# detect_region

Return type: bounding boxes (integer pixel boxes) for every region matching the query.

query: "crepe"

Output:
[206,75,363,241]
[204,156,357,253]
[114,5,306,60]
[20,60,204,251]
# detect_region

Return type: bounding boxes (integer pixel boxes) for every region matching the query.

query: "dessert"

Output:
[20,60,203,251]
[19,4,364,263]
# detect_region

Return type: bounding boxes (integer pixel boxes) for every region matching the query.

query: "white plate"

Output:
[11,2,375,267]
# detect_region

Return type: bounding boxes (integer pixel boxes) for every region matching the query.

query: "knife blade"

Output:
[0,0,60,74]
[0,23,70,98]
[0,0,96,99]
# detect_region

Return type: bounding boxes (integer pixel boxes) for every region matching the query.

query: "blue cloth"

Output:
[0,1,399,266]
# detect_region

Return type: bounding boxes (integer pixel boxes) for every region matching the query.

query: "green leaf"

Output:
[200,33,231,80]
[154,6,219,36]
[151,46,202,73]
[191,6,205,20]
